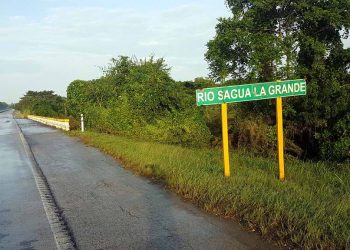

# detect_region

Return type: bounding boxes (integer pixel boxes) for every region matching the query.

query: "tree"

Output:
[206,0,350,160]
[102,56,135,86]
[66,55,212,146]
[15,91,66,117]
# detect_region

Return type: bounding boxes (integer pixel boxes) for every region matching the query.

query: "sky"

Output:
[0,0,231,103]
[1,1,349,104]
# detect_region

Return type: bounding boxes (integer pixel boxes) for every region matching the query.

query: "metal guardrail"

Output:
[27,115,70,131]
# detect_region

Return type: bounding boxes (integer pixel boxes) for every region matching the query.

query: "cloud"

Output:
[0,2,231,103]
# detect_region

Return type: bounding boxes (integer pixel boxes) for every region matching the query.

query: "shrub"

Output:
[66,56,212,147]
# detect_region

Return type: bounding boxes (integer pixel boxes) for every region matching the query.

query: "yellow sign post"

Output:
[221,103,230,177]
[276,96,285,181]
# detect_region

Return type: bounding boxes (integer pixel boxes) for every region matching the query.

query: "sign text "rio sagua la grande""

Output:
[196,79,306,106]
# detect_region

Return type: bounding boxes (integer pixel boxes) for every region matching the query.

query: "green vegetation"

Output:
[66,56,211,146]
[14,1,350,162]
[15,91,66,118]
[64,54,348,161]
[206,0,350,161]
[69,131,350,249]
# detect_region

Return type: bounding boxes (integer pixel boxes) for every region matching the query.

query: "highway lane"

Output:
[17,117,277,250]
[0,110,56,249]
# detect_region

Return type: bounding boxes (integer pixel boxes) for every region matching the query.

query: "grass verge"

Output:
[69,131,349,249]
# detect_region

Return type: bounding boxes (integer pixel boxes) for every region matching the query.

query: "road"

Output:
[0,110,276,250]
[0,110,56,249]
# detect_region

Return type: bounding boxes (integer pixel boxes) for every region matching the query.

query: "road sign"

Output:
[196,79,307,180]
[196,79,306,106]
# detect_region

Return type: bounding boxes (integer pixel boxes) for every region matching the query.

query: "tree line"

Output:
[15,91,66,117]
[15,0,350,162]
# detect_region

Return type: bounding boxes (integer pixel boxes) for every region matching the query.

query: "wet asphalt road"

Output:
[1,110,277,250]
[0,110,56,249]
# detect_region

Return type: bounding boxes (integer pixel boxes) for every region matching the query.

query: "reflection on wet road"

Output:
[0,110,56,249]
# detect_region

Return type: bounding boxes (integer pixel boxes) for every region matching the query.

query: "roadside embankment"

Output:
[69,130,350,249]
[28,115,70,131]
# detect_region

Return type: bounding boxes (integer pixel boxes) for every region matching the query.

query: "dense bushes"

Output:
[65,54,349,162]
[67,56,211,147]
[15,91,66,117]
[15,54,348,162]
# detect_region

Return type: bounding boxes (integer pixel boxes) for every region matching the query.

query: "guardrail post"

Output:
[81,114,85,132]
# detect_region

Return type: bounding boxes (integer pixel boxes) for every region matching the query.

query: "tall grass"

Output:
[70,131,350,249]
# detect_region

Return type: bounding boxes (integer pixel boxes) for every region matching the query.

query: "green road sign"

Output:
[196,79,306,106]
